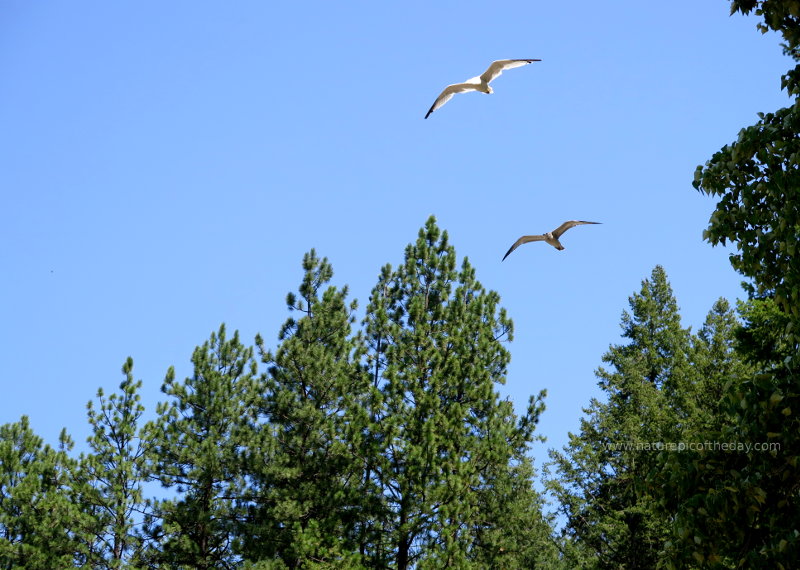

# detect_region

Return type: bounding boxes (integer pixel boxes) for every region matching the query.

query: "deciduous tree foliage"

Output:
[658,1,800,566]
[654,296,795,569]
[698,0,800,349]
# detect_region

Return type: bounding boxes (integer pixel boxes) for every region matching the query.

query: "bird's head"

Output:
[486,85,494,94]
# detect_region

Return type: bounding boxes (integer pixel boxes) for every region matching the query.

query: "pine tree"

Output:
[363,216,553,568]
[547,266,692,568]
[141,325,259,569]
[81,357,149,568]
[0,417,93,568]
[242,250,374,568]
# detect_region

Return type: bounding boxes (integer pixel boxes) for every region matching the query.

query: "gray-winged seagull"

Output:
[425,59,541,119]
[502,221,601,260]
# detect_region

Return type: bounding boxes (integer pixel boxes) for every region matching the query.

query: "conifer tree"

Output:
[81,357,149,568]
[685,298,752,434]
[547,266,692,568]
[141,325,259,569]
[0,417,92,568]
[363,216,553,569]
[242,250,374,568]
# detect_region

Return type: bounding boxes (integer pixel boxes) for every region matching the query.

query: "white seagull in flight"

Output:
[425,59,541,119]
[502,221,601,261]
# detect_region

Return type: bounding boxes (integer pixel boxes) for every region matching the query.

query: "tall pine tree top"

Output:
[364,216,551,569]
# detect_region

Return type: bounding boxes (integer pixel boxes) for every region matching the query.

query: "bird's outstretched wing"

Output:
[480,59,541,84]
[425,83,478,119]
[551,220,601,239]
[502,235,546,261]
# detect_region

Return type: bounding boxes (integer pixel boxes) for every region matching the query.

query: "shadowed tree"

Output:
[662,1,800,565]
[657,297,796,569]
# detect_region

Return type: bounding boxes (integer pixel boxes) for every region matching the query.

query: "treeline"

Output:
[0,221,558,569]
[2,243,794,569]
[3,1,800,568]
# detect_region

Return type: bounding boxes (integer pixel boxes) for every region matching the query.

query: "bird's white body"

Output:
[425,59,540,119]
[463,76,493,93]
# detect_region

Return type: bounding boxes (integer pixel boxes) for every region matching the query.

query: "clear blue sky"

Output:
[0,1,791,479]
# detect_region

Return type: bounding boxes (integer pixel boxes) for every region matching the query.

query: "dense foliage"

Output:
[660,1,800,566]
[546,268,749,568]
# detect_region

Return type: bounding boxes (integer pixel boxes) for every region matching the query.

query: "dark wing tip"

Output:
[501,245,516,261]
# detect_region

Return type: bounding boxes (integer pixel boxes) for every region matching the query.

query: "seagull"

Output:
[502,221,601,260]
[424,59,541,119]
